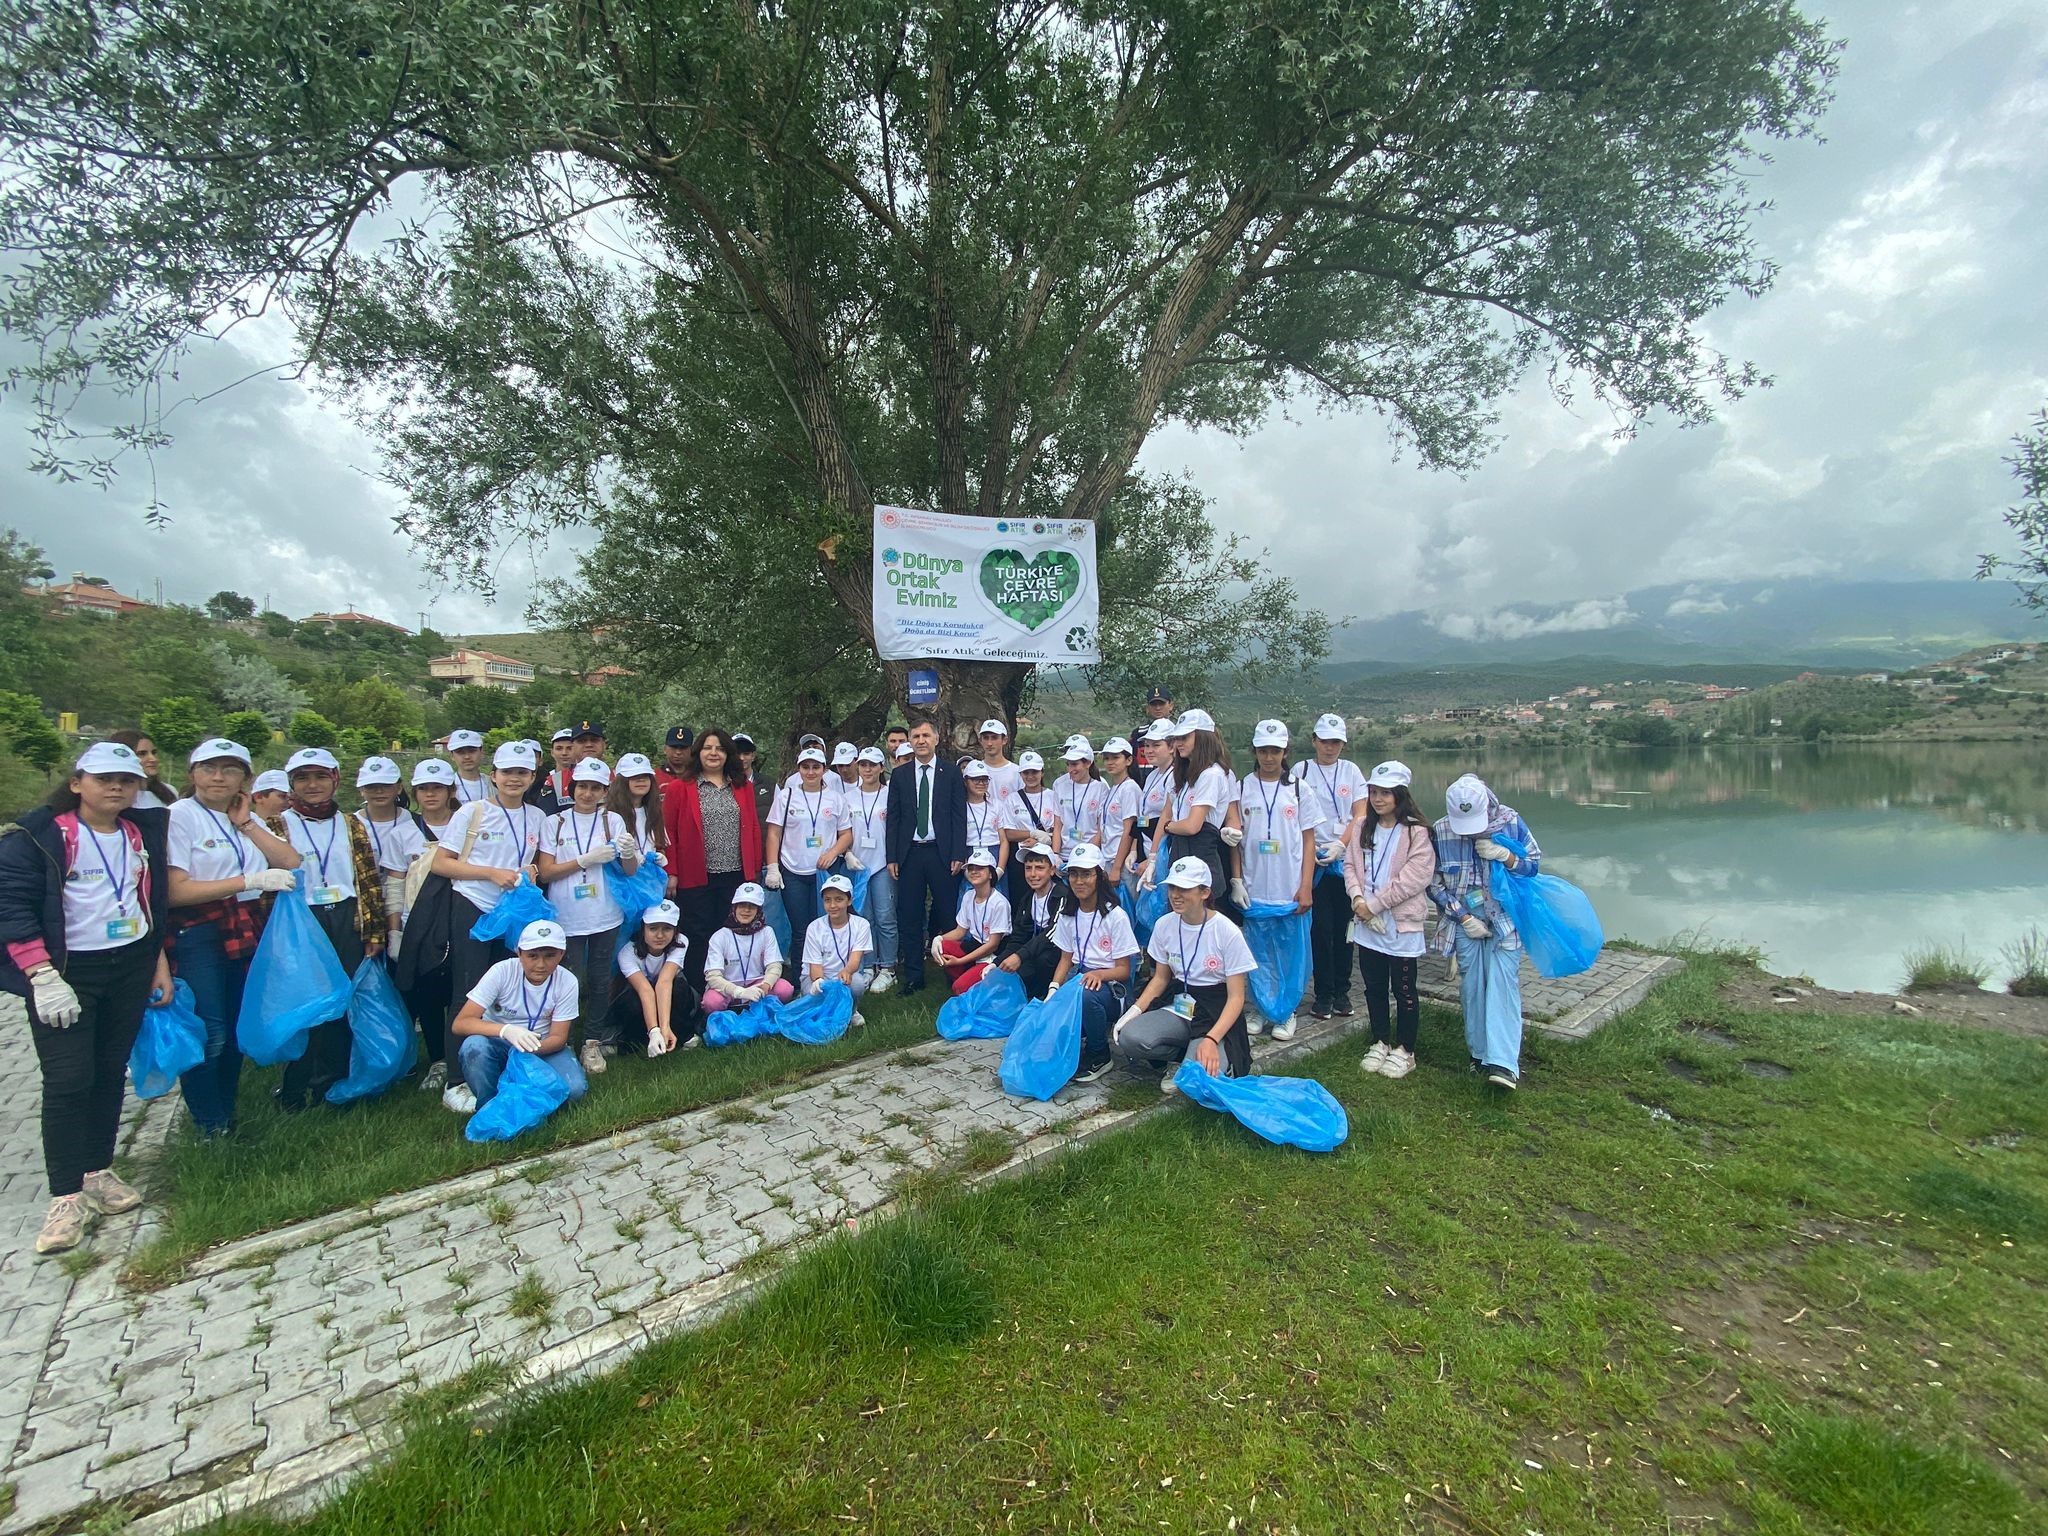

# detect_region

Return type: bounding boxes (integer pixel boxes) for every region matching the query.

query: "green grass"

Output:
[2002,925,2048,996]
[127,989,942,1281]
[1901,940,1990,992]
[212,957,2047,1535]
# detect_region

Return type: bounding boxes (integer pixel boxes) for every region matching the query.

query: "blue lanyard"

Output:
[1254,775,1284,836]
[83,825,132,914]
[359,811,397,867]
[967,892,992,940]
[1313,762,1345,822]
[733,932,759,981]
[1368,822,1399,888]
[458,776,486,803]
[202,806,245,874]
[1064,780,1088,829]
[1075,910,1100,969]
[856,789,882,839]
[827,918,853,968]
[498,801,533,859]
[565,809,601,856]
[968,804,992,845]
[520,974,555,1032]
[304,814,338,887]
[798,786,823,842]
[1175,913,1210,981]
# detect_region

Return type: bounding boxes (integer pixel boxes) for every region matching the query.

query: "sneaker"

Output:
[35,1194,89,1255]
[601,1043,619,1059]
[1380,1047,1416,1079]
[869,969,895,995]
[81,1169,141,1215]
[420,1060,448,1093]
[1362,1040,1392,1074]
[1270,1015,1297,1043]
[1310,1001,1333,1021]
[1470,1056,1483,1075]
[580,1041,608,1075]
[1160,1069,1183,1096]
[682,1034,702,1050]
[1485,1065,1519,1090]
[850,1011,866,1030]
[1074,1057,1115,1085]
[442,1083,478,1115]
[1330,1001,1354,1018]
[1245,1014,1266,1037]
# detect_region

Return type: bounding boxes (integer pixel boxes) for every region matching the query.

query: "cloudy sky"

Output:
[4,0,2043,638]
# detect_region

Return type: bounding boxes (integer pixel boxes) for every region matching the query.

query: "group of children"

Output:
[0,709,1548,1255]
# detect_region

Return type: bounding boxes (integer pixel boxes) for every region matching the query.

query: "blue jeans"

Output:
[458,1036,589,1108]
[780,869,821,953]
[172,920,246,1134]
[862,866,899,969]
[1076,977,1126,1067]
[1453,930,1524,1074]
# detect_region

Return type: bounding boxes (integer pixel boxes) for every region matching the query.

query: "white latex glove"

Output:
[499,1024,543,1052]
[1366,909,1389,935]
[243,868,297,895]
[576,843,620,870]
[1219,826,1244,848]
[1112,1007,1141,1045]
[1316,842,1341,866]
[930,936,949,963]
[1138,863,1158,892]
[648,849,668,867]
[612,835,636,860]
[1473,837,1513,864]
[735,985,764,1004]
[762,865,784,890]
[1459,914,1493,941]
[646,1029,670,1059]
[1228,877,1250,908]
[843,852,864,872]
[31,970,81,1029]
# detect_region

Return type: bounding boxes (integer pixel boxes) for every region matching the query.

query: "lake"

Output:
[1417,741,2048,994]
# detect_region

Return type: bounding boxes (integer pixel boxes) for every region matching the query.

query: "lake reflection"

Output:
[1416,742,2048,993]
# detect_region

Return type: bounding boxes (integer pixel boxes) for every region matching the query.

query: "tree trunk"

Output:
[882,657,1030,755]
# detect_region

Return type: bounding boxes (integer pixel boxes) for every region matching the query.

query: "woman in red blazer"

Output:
[663,728,763,996]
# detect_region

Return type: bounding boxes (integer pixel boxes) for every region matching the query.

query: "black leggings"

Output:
[1357,947,1420,1051]
[279,900,364,1108]
[28,940,156,1196]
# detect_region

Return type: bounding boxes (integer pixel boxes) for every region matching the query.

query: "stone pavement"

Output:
[0,944,1676,1534]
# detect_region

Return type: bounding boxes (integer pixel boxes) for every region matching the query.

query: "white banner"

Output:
[872,506,1100,663]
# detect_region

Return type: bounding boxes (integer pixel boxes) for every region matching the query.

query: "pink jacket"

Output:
[1342,820,1436,932]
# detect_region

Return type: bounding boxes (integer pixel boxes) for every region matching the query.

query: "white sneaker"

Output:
[35,1194,88,1255]
[1361,1041,1392,1074]
[1379,1047,1416,1079]
[419,1060,447,1093]
[869,969,895,995]
[82,1169,142,1215]
[579,1041,608,1075]
[682,1034,702,1050]
[850,1011,866,1030]
[442,1083,477,1115]
[1160,1069,1182,1097]
[1245,1014,1266,1037]
[1270,1015,1296,1042]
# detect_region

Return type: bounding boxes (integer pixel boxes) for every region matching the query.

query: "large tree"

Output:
[1982,407,2048,611]
[1,0,1834,740]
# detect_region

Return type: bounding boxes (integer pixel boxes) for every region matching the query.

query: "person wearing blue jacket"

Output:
[1427,773,1541,1091]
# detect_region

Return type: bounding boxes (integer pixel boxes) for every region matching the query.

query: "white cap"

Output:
[1170,708,1216,737]
[893,742,913,759]
[1142,720,1175,742]
[732,881,768,907]
[962,760,991,780]
[1064,843,1106,870]
[1020,840,1055,862]
[516,919,567,952]
[286,747,339,774]
[1312,712,1347,741]
[1063,742,1094,761]
[831,741,858,765]
[493,742,537,771]
[1165,855,1214,889]
[1367,760,1412,789]
[551,728,574,743]
[614,752,655,779]
[1018,750,1045,771]
[820,872,854,895]
[1101,736,1133,756]
[74,741,146,778]
[1445,774,1492,835]
[1063,733,1089,749]
[857,746,886,765]
[188,737,253,768]
[978,718,1009,736]
[446,729,485,750]
[797,746,827,765]
[643,900,681,927]
[355,756,401,787]
[965,848,998,869]
[571,757,613,786]
[411,759,457,788]
[252,770,289,796]
[732,731,756,748]
[1251,719,1289,748]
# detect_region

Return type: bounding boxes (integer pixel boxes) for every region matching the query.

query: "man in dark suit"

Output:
[886,720,967,995]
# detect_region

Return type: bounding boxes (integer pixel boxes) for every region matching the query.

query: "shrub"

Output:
[337,725,386,760]
[1900,942,1988,993]
[0,691,65,772]
[218,709,274,752]
[138,694,213,757]
[2002,926,2048,997]
[289,710,338,748]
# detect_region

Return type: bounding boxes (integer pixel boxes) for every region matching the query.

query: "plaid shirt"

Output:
[169,893,268,961]
[1427,812,1541,955]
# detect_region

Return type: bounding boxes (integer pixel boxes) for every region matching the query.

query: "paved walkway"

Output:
[0,945,1676,1533]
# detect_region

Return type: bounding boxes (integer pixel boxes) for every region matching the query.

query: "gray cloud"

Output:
[4,0,2043,638]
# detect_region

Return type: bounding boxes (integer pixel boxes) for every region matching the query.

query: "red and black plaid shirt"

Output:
[169,893,269,962]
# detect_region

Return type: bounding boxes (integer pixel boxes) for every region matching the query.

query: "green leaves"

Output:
[977,548,1083,632]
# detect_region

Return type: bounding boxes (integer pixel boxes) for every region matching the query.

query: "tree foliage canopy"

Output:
[1982,407,2048,611]
[1,0,1835,728]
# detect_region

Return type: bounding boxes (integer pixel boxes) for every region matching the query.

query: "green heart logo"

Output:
[979,547,1083,632]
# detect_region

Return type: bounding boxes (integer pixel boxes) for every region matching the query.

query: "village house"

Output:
[429,647,536,691]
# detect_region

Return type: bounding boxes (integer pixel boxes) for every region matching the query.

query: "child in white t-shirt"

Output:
[449,919,588,1114]
[932,850,1012,996]
[611,900,694,1055]
[801,873,872,1025]
[702,882,795,1015]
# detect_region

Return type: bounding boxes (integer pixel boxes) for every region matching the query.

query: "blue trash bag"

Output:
[1242,900,1311,1024]
[999,975,1086,1101]
[704,996,781,1047]
[326,958,420,1105]
[704,982,853,1047]
[469,875,560,952]
[131,978,206,1100]
[847,864,871,915]
[761,885,794,955]
[604,854,669,940]
[1172,1060,1349,1152]
[936,968,1027,1040]
[237,883,352,1066]
[1488,833,1603,978]
[464,1048,575,1142]
[1127,877,1169,950]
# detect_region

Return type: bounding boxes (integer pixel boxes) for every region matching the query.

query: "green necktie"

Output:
[917,764,932,839]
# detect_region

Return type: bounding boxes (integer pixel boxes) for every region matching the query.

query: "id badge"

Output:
[1170,992,1196,1021]
[1258,838,1279,855]
[309,885,346,907]
[805,835,823,849]
[574,882,598,901]
[105,915,143,941]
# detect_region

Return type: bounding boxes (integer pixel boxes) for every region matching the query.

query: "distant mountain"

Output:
[1325,579,2047,670]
